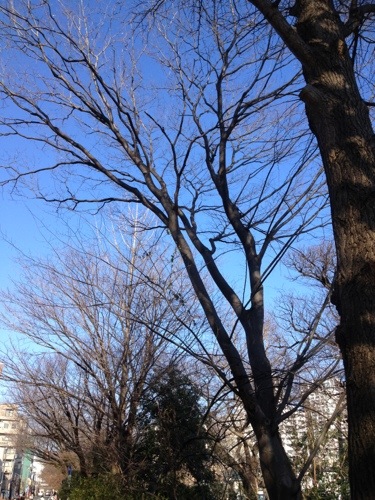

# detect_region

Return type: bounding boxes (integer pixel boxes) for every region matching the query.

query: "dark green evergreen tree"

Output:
[135,366,218,499]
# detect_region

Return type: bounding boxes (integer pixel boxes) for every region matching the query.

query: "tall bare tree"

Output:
[201,241,341,498]
[0,216,196,482]
[0,1,356,497]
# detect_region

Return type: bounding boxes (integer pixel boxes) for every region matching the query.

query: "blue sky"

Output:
[0,197,53,288]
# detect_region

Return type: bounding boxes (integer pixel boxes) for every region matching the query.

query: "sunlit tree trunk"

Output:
[252,1,375,496]
[295,4,375,497]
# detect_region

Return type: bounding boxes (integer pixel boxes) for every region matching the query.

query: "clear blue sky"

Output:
[0,197,54,289]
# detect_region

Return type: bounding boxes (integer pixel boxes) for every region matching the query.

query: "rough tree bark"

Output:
[251,1,375,497]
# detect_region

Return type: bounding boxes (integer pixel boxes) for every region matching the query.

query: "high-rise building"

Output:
[0,404,38,498]
[279,378,348,497]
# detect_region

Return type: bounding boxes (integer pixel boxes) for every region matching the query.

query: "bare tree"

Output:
[0,1,347,497]
[0,216,196,483]
[274,242,339,391]
[201,242,342,499]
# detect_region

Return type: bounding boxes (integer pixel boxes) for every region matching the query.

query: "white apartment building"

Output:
[0,404,21,497]
[279,378,348,496]
[0,404,44,498]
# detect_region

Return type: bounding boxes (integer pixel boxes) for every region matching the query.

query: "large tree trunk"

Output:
[253,422,302,499]
[292,1,375,497]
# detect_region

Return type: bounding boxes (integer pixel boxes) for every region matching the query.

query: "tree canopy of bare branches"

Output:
[0,216,198,482]
[0,0,372,497]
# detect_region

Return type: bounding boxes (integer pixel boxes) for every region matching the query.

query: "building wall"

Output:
[279,379,348,495]
[0,404,38,497]
[0,404,20,496]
